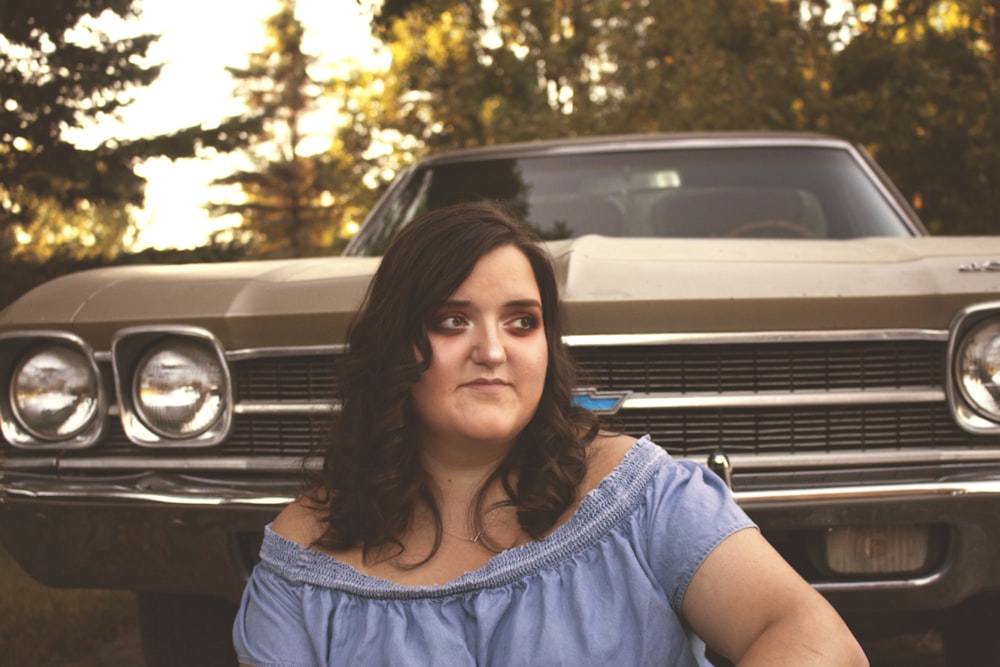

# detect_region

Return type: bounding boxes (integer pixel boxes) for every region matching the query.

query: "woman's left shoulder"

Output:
[583,432,643,491]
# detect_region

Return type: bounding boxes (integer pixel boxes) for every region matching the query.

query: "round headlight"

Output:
[11,344,99,440]
[956,319,1000,420]
[133,340,226,439]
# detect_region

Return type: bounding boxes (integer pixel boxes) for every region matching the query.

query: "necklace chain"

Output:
[442,507,501,543]
[442,528,487,543]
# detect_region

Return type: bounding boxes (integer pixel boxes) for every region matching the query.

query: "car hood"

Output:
[4,236,1000,349]
[551,235,1000,336]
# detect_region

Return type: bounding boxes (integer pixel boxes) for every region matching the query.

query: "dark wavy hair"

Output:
[307,201,599,561]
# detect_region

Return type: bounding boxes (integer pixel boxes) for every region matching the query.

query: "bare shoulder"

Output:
[582,432,641,491]
[270,497,328,547]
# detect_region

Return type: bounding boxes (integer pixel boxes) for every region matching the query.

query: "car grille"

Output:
[19,336,1000,464]
[571,340,941,393]
[572,340,972,456]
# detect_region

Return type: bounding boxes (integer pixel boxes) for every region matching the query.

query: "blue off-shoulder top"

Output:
[233,436,755,667]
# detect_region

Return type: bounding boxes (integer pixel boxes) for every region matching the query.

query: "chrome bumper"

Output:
[3,470,1000,611]
[0,470,298,506]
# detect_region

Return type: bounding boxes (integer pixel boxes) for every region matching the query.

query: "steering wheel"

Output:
[725,219,816,239]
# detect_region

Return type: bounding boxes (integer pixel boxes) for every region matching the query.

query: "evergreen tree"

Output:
[0,0,261,259]
[210,0,363,257]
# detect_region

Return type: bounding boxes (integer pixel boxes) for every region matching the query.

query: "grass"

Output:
[0,544,139,666]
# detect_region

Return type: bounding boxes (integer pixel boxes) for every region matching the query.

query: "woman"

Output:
[233,202,868,666]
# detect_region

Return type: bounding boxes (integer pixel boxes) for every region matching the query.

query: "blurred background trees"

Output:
[207,0,351,257]
[1,0,999,307]
[0,0,261,263]
[366,0,999,235]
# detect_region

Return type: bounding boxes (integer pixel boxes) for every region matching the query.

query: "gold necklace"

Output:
[442,527,487,543]
[441,506,503,543]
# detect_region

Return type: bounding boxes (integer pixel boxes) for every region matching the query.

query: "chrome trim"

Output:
[734,479,1000,505]
[707,450,733,489]
[947,302,1000,434]
[226,344,346,361]
[400,133,859,168]
[959,260,1000,272]
[0,331,108,450]
[0,457,58,470]
[112,326,233,448]
[849,144,928,234]
[622,388,944,411]
[696,448,1000,470]
[4,447,998,474]
[0,472,297,506]
[0,456,307,472]
[5,448,998,474]
[234,401,341,415]
[563,328,948,347]
[5,470,1000,513]
[812,570,945,593]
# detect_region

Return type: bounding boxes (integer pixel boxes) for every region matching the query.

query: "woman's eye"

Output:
[435,315,467,331]
[508,315,539,331]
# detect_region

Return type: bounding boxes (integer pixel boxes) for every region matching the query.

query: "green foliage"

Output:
[824,1,1000,234]
[210,0,360,258]
[0,0,263,262]
[354,0,844,183]
[360,0,1000,235]
[357,0,836,169]
[0,0,154,239]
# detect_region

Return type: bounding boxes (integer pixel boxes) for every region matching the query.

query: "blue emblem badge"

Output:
[571,388,630,415]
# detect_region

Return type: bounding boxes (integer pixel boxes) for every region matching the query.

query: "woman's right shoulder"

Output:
[271,497,329,547]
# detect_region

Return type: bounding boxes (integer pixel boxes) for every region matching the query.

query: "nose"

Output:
[471,325,506,366]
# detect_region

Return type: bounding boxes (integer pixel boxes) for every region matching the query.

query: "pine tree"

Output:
[0,0,261,259]
[210,0,351,257]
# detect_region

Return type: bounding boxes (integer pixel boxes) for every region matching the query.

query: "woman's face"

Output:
[410,244,548,455]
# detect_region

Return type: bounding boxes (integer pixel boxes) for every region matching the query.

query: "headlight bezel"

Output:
[0,331,107,449]
[112,326,232,447]
[948,303,1000,433]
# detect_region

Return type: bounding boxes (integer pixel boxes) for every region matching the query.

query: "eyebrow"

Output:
[438,299,543,310]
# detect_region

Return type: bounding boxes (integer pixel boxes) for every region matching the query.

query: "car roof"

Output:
[416,132,854,166]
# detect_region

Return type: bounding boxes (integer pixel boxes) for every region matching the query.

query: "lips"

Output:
[462,378,510,391]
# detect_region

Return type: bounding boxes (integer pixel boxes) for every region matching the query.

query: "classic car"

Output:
[2,132,999,665]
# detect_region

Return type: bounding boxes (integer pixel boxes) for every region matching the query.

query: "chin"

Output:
[459,421,528,446]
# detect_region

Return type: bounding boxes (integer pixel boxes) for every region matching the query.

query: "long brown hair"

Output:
[308,202,599,560]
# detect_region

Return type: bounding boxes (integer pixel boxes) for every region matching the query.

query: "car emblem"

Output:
[571,388,630,414]
[959,260,1000,272]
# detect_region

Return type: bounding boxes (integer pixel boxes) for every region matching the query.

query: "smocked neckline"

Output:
[261,435,665,599]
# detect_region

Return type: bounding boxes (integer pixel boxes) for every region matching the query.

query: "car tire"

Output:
[138,592,238,667]
[942,594,1000,666]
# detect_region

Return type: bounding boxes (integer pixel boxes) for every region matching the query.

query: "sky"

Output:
[75,0,377,250]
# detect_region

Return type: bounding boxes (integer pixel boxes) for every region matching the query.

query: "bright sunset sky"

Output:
[74,0,377,250]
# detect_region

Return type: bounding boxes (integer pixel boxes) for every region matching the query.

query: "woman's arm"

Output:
[682,528,869,666]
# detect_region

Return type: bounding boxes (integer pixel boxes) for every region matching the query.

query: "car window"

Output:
[349,146,914,255]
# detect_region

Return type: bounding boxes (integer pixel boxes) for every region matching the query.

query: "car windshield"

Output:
[348,146,916,256]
